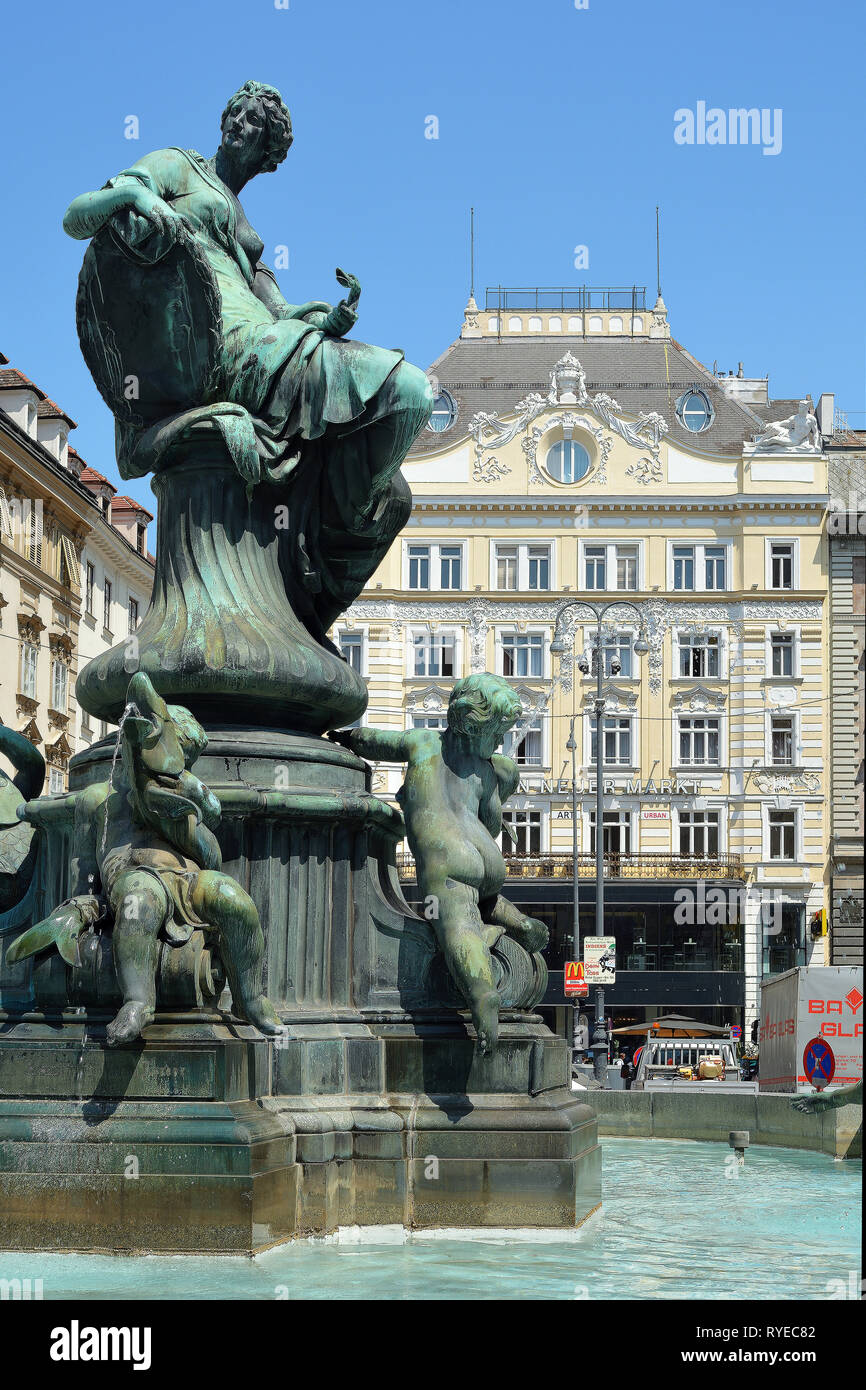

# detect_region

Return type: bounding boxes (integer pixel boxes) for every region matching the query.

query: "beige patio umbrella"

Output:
[611,1014,731,1038]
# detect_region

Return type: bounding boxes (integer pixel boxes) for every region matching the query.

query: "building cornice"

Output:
[408,493,830,513]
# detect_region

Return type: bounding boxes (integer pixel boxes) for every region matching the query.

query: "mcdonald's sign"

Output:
[565,961,588,998]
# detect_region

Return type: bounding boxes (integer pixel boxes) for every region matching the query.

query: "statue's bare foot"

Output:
[106,1001,154,1047]
[243,994,285,1036]
[505,915,549,954]
[470,989,500,1056]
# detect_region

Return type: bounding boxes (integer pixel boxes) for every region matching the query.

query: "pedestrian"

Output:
[621,1054,632,1091]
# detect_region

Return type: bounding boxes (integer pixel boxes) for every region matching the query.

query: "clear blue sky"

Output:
[3,0,864,536]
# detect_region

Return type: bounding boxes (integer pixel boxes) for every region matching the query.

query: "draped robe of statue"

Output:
[70,145,432,731]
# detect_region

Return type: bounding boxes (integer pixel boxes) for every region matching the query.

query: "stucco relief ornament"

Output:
[625,456,663,486]
[548,352,588,405]
[752,400,820,452]
[755,770,821,794]
[524,413,611,488]
[468,392,547,483]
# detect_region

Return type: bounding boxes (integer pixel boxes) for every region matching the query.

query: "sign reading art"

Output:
[584,937,616,984]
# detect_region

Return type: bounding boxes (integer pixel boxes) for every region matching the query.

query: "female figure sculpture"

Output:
[64,80,432,731]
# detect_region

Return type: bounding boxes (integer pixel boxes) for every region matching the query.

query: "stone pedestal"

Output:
[0,730,601,1251]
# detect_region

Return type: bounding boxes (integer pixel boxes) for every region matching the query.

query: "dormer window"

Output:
[427,390,457,434]
[676,389,714,433]
[137,523,146,555]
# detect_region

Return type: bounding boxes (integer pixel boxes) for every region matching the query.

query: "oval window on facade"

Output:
[427,390,457,433]
[677,389,713,432]
[545,438,591,484]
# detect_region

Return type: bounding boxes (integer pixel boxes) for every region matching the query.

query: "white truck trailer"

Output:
[758,965,863,1094]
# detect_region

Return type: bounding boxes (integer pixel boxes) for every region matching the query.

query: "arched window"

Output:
[528,316,542,332]
[609,316,623,332]
[588,315,603,332]
[487,316,500,332]
[567,316,583,332]
[545,439,591,484]
[631,316,643,332]
[508,316,522,332]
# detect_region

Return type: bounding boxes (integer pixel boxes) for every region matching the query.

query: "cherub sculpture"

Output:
[330,673,548,1053]
[9,673,282,1046]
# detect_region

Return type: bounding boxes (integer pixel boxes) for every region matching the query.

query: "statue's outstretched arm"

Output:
[329,727,413,763]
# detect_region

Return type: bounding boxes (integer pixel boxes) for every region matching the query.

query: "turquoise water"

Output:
[1,1139,860,1300]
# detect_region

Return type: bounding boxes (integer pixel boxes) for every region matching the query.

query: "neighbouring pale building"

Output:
[335,288,836,1036]
[0,353,154,787]
[826,432,865,966]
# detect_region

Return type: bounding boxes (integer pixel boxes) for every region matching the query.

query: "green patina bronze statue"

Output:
[331,674,549,1054]
[9,674,282,1046]
[63,79,432,730]
[791,1078,862,1113]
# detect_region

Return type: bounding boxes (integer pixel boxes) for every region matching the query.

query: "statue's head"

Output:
[220,80,293,176]
[166,705,209,769]
[447,673,523,758]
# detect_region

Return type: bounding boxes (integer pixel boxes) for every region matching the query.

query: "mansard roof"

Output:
[411,333,790,459]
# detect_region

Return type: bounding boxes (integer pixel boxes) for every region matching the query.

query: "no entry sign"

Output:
[565,961,588,998]
[803,1036,835,1088]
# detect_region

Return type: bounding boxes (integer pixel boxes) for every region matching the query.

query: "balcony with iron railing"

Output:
[397,851,747,882]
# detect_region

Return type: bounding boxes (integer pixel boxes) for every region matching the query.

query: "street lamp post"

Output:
[552,600,649,1086]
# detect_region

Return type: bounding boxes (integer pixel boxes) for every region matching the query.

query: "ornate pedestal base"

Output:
[0,1017,599,1252]
[0,731,600,1251]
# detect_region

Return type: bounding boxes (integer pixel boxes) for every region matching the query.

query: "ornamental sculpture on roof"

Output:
[753,400,820,452]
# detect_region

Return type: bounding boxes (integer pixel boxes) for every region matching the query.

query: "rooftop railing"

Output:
[484,286,647,313]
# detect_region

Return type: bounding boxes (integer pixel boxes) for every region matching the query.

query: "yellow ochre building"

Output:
[334,287,836,1036]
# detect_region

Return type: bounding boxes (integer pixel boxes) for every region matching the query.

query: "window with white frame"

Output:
[677,631,721,678]
[85,562,95,616]
[769,541,795,590]
[770,715,795,766]
[504,714,544,767]
[671,543,729,592]
[494,542,551,591]
[502,809,542,855]
[339,630,364,674]
[582,542,639,592]
[679,810,720,856]
[128,597,139,634]
[589,715,633,766]
[412,630,456,678]
[51,658,68,712]
[770,632,795,676]
[48,767,65,794]
[20,642,38,699]
[768,809,797,860]
[589,810,632,854]
[678,716,720,766]
[406,543,463,591]
[412,714,448,731]
[589,633,634,678]
[501,632,544,678]
[103,578,113,631]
